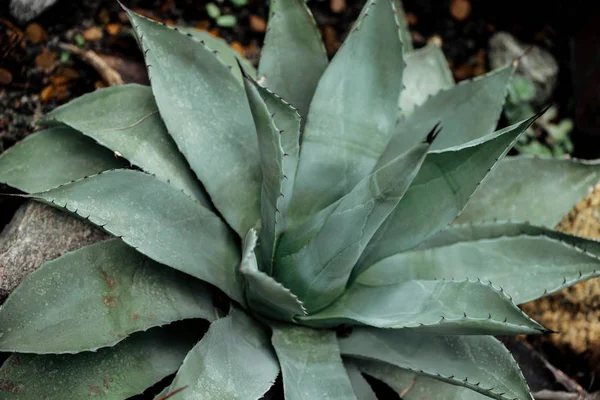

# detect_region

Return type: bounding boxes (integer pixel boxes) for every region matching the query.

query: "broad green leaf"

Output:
[166,308,279,400]
[258,0,327,117]
[271,325,356,400]
[240,230,306,321]
[380,64,514,163]
[0,239,215,354]
[457,156,600,227]
[355,116,538,280]
[32,169,243,304]
[0,127,124,193]
[175,26,257,84]
[276,141,430,312]
[399,42,454,116]
[38,85,209,205]
[360,233,600,305]
[392,0,413,53]
[0,325,199,400]
[299,279,546,335]
[339,329,532,400]
[356,359,489,400]
[344,362,378,400]
[290,0,405,222]
[125,9,260,236]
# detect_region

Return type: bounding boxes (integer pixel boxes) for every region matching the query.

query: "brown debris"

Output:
[230,41,245,57]
[24,23,47,44]
[103,295,116,307]
[0,68,13,85]
[450,0,471,22]
[405,12,418,26]
[106,23,121,36]
[39,85,54,103]
[34,48,57,73]
[249,14,267,33]
[59,43,123,86]
[323,25,340,55]
[82,26,103,42]
[330,0,346,14]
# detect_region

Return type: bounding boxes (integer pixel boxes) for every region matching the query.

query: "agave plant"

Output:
[2,0,600,399]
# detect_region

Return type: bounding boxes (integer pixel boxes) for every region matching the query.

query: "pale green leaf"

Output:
[399,42,454,116]
[290,0,405,222]
[0,325,199,399]
[344,362,378,400]
[258,0,327,117]
[276,141,429,312]
[299,279,546,334]
[355,115,537,279]
[32,169,243,304]
[392,0,413,53]
[361,229,600,304]
[125,8,260,236]
[0,239,215,354]
[339,329,533,400]
[166,308,279,400]
[457,156,600,227]
[271,324,356,400]
[356,359,489,400]
[240,230,306,321]
[38,85,209,205]
[0,127,124,193]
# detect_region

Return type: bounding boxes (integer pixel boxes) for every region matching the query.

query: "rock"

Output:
[0,201,108,304]
[9,0,59,23]
[488,31,558,106]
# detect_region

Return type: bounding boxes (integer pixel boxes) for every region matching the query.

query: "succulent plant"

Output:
[2,1,600,399]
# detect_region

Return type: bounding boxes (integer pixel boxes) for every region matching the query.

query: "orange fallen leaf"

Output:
[106,23,122,36]
[249,15,267,33]
[450,0,471,22]
[406,12,418,26]
[35,48,58,72]
[0,68,12,85]
[209,28,220,38]
[49,75,70,86]
[195,20,210,31]
[330,0,346,14]
[83,26,104,42]
[25,23,48,44]
[40,85,54,102]
[95,80,107,89]
[56,66,80,80]
[230,41,245,56]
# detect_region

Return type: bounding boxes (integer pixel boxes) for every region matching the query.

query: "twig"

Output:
[534,390,600,400]
[58,43,123,86]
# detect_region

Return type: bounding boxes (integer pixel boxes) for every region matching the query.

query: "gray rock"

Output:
[9,0,59,23]
[489,31,559,105]
[0,201,107,304]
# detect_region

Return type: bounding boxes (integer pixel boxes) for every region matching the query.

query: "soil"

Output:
[1,0,600,397]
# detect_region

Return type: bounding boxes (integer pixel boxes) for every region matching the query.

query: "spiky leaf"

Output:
[0,239,215,353]
[399,42,454,115]
[0,127,124,193]
[290,0,405,222]
[38,85,209,205]
[339,329,532,400]
[0,325,199,400]
[299,279,546,334]
[32,169,243,304]
[165,308,279,399]
[271,325,356,400]
[457,156,600,227]
[345,362,378,400]
[258,0,328,117]
[392,0,413,53]
[125,8,260,236]
[355,115,537,279]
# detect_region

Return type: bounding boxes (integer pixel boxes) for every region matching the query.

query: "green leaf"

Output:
[258,0,327,117]
[457,156,600,227]
[0,127,124,193]
[175,27,257,84]
[360,227,600,305]
[38,84,209,205]
[380,64,514,162]
[240,229,306,321]
[271,324,356,400]
[32,169,243,304]
[166,308,279,399]
[276,141,430,312]
[356,359,489,400]
[345,362,378,400]
[399,42,454,116]
[0,325,199,400]
[125,8,260,236]
[0,239,215,354]
[299,279,546,335]
[290,0,405,223]
[392,0,413,53]
[339,328,532,400]
[355,115,538,279]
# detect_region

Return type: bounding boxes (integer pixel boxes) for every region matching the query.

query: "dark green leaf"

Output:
[344,362,378,400]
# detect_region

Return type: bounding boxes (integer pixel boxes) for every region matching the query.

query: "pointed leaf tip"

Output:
[425,122,442,144]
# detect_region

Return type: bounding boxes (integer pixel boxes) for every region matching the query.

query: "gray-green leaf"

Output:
[457,156,600,227]
[258,0,328,117]
[290,0,405,223]
[32,169,243,304]
[125,8,260,236]
[0,325,199,399]
[271,324,357,400]
[0,127,124,193]
[0,239,215,354]
[392,0,413,53]
[166,308,279,399]
[339,328,532,400]
[345,362,378,400]
[38,85,209,205]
